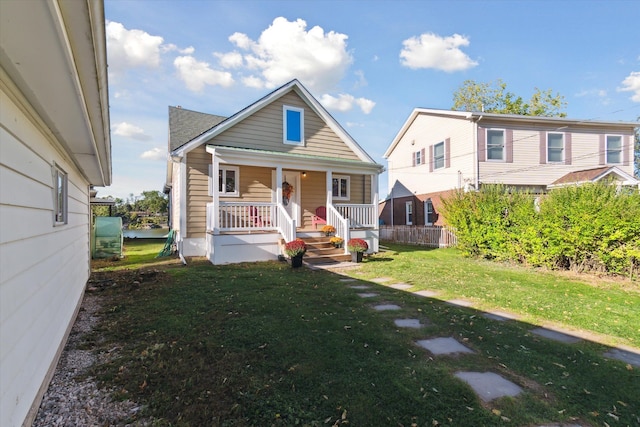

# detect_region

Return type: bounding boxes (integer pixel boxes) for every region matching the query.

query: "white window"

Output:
[486,129,505,161]
[547,132,564,163]
[415,150,422,165]
[606,135,622,164]
[332,175,350,200]
[405,201,413,225]
[209,165,239,197]
[425,199,435,225]
[433,141,445,169]
[53,164,68,225]
[283,105,304,146]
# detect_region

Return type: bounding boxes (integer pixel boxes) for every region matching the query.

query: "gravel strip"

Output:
[33,292,148,427]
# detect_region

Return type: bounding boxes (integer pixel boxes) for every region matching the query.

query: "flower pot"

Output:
[291,254,304,268]
[351,252,363,263]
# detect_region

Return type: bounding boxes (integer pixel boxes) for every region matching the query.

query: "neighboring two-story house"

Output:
[381,108,639,227]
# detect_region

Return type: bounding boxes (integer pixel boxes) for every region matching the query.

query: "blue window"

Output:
[283,105,304,145]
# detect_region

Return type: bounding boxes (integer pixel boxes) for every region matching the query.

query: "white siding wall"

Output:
[0,82,90,426]
[387,114,475,197]
[479,126,636,186]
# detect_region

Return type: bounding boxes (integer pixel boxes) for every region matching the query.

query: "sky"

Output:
[102,0,640,201]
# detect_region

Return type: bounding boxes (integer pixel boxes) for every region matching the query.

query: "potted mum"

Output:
[321,224,336,236]
[329,236,344,248]
[284,238,307,268]
[347,238,368,263]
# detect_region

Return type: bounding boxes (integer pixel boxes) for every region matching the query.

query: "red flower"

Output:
[347,238,368,253]
[284,239,307,257]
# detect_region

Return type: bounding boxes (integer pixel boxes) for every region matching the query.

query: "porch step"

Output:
[287,235,353,265]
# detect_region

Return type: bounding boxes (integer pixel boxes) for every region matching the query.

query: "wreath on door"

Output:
[282,181,294,206]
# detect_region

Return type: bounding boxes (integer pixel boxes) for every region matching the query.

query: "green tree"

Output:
[138,190,168,214]
[452,79,567,117]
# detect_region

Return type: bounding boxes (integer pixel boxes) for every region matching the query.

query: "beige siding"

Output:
[1,83,90,426]
[210,92,360,160]
[387,114,475,196]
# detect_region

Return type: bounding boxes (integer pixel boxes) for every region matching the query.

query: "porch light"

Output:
[302,171,307,177]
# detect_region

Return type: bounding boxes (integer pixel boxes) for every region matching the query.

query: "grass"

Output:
[88,241,640,426]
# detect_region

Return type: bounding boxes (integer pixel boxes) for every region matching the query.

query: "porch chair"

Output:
[311,206,326,229]
[249,206,270,227]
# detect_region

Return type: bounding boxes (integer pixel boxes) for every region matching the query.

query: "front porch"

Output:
[205,201,379,265]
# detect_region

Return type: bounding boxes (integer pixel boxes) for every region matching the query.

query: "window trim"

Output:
[547,132,565,163]
[405,201,413,225]
[283,105,304,146]
[433,141,445,170]
[415,150,422,165]
[424,199,434,226]
[209,164,240,197]
[53,164,68,225]
[486,128,505,161]
[605,134,623,164]
[332,175,350,200]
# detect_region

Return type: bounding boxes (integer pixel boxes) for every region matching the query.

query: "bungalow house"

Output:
[381,108,639,226]
[165,80,383,264]
[0,1,111,426]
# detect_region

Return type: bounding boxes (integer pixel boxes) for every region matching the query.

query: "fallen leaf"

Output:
[492,409,501,416]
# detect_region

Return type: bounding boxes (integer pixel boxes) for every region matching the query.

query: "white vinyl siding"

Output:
[1,83,91,427]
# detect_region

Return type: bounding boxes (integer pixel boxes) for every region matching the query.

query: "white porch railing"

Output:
[335,204,377,228]
[207,202,277,232]
[327,205,350,254]
[276,204,296,243]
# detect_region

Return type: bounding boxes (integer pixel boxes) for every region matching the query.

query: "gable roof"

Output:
[549,166,639,188]
[168,106,226,152]
[385,107,639,158]
[170,79,376,164]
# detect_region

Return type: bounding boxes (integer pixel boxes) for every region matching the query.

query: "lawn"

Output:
[87,241,640,426]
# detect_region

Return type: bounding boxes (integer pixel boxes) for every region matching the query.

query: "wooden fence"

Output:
[379,225,457,248]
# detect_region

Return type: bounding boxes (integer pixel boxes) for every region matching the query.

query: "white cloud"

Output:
[106,21,164,74]
[618,71,640,102]
[140,147,166,161]
[173,56,234,92]
[400,32,478,72]
[215,51,244,68]
[320,93,376,114]
[217,17,352,93]
[112,122,152,141]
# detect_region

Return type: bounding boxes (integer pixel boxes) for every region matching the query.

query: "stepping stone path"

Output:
[373,304,401,311]
[454,372,523,402]
[394,318,423,328]
[530,327,582,344]
[413,290,439,297]
[389,283,412,290]
[416,337,474,355]
[357,292,378,298]
[343,274,638,417]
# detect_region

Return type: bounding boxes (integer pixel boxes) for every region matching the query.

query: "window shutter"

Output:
[622,135,630,166]
[506,130,513,163]
[477,127,485,162]
[428,145,434,172]
[445,138,451,168]
[539,132,546,164]
[565,133,572,165]
[412,151,416,167]
[598,134,605,165]
[421,148,426,165]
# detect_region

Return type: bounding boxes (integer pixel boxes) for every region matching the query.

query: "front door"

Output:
[274,171,301,226]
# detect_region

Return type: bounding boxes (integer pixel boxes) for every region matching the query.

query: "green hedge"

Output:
[441,184,640,276]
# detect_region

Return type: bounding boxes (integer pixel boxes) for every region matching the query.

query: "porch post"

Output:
[371,174,379,227]
[325,170,332,207]
[211,149,220,235]
[276,166,283,206]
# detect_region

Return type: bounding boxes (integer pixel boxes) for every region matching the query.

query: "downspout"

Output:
[473,114,483,190]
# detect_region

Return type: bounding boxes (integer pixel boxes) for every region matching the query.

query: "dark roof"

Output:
[550,166,614,185]
[168,106,227,151]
